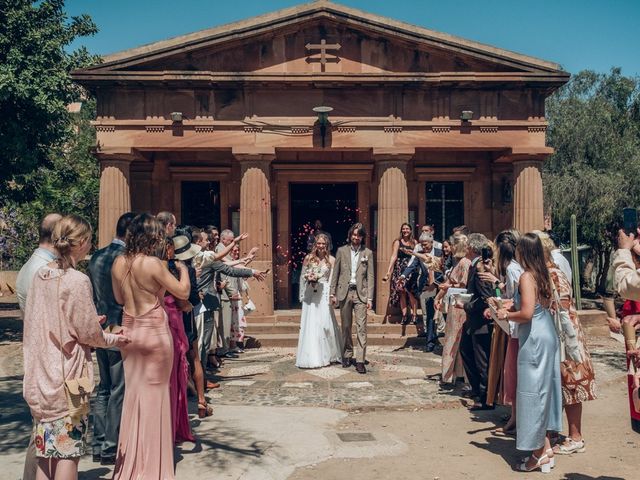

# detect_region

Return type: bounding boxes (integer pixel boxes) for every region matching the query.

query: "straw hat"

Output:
[172,235,201,260]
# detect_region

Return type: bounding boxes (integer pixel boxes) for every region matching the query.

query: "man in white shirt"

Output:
[15,213,61,480]
[548,232,572,285]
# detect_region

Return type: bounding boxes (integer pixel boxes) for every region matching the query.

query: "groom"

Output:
[330,223,374,374]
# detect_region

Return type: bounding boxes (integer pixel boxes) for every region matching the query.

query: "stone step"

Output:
[248,322,414,335]
[245,333,424,348]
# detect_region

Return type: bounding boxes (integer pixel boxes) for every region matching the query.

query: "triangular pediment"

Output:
[80,1,564,76]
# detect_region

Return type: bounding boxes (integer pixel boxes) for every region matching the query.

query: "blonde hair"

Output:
[308,233,331,265]
[52,214,92,270]
[533,230,555,265]
[451,234,469,259]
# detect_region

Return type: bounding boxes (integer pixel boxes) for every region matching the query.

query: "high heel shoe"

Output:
[521,449,555,469]
[518,451,553,473]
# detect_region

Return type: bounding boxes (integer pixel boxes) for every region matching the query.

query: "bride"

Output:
[295,233,342,368]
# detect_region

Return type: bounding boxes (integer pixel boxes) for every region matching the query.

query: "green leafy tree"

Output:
[0,0,100,200]
[544,68,640,292]
[0,100,100,269]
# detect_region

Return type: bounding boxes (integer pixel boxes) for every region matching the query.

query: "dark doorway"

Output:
[426,182,464,242]
[289,183,358,307]
[181,181,221,228]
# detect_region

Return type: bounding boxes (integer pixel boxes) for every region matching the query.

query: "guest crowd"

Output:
[16,206,640,478]
[18,211,265,480]
[382,222,598,473]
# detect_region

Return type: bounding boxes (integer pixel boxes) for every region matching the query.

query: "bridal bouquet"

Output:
[303,262,327,292]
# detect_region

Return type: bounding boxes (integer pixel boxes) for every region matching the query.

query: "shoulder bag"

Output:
[550,281,583,363]
[57,276,94,420]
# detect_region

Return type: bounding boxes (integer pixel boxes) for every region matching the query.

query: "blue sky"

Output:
[66,0,640,75]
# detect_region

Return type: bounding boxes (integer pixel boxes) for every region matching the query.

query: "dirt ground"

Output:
[288,374,639,480]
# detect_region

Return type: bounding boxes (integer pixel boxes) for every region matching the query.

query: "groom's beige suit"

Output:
[330,245,374,363]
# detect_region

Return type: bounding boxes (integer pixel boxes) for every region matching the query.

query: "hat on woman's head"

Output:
[172,235,201,260]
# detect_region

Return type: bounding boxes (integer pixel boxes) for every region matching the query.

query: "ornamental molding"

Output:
[145,125,165,133]
[95,125,115,132]
[244,125,263,133]
[384,126,402,133]
[194,125,216,133]
[528,125,547,133]
[431,126,451,133]
[291,126,310,134]
[336,125,356,133]
[479,126,499,133]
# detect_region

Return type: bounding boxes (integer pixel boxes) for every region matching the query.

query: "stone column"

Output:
[237,154,275,316]
[375,158,410,316]
[512,160,544,233]
[98,158,131,248]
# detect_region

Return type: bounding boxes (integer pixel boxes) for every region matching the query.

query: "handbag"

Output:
[551,281,583,363]
[243,299,256,312]
[57,277,94,420]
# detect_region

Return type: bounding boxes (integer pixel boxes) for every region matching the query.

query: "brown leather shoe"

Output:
[355,362,366,374]
[206,381,220,390]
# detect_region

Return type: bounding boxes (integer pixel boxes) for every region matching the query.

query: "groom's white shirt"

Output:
[349,247,360,285]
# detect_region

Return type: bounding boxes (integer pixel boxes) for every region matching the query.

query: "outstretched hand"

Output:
[235,232,249,243]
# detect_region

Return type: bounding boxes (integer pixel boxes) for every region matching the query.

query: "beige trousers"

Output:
[340,289,368,363]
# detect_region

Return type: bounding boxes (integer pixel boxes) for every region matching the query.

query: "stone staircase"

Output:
[245,309,423,348]
[244,309,611,349]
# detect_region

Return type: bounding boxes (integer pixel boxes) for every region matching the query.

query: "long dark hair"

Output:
[516,233,552,300]
[397,222,415,245]
[495,229,520,279]
[347,223,367,247]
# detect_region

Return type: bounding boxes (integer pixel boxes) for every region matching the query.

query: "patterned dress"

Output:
[389,240,416,307]
[550,267,598,405]
[440,257,472,383]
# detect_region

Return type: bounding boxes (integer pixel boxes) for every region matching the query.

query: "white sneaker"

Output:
[555,438,585,455]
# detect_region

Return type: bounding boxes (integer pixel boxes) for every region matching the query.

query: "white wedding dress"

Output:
[295,263,342,368]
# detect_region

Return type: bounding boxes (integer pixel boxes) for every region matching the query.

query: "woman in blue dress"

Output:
[495,233,562,473]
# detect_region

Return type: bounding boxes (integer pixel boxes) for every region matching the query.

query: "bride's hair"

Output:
[308,233,330,264]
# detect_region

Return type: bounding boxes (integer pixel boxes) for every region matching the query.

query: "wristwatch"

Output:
[493,280,500,288]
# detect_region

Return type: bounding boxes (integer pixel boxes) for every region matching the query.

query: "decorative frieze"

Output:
[479,126,499,133]
[384,126,402,133]
[527,126,547,133]
[95,125,115,133]
[194,126,216,133]
[291,126,310,134]
[145,125,165,133]
[336,125,356,133]
[244,125,263,133]
[431,126,451,133]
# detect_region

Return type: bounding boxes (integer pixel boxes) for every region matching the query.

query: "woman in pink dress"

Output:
[111,214,191,480]
[437,234,471,385]
[23,215,129,480]
[164,236,196,444]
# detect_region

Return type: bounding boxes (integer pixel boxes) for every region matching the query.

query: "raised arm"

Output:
[149,257,191,300]
[497,272,535,324]
[614,249,640,301]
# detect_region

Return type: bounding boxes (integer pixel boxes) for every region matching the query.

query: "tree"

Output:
[0,0,100,201]
[0,99,100,269]
[544,68,640,293]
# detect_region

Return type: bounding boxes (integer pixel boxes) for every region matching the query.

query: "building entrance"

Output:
[289,183,358,307]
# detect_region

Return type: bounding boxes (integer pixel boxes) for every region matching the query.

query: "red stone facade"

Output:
[72,1,569,319]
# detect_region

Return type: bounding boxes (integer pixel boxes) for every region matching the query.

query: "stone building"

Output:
[72,0,569,320]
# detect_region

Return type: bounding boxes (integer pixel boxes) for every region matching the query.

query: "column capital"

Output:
[372,147,415,163]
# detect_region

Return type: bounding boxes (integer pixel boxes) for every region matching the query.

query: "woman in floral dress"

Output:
[437,234,471,385]
[539,233,597,455]
[382,223,418,324]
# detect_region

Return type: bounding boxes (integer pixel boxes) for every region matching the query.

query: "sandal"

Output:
[198,402,213,418]
[491,425,516,437]
[521,449,555,469]
[517,452,552,473]
[553,438,585,455]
